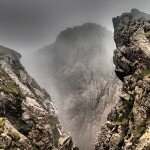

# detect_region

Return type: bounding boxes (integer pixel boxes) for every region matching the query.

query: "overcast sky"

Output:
[0,0,150,53]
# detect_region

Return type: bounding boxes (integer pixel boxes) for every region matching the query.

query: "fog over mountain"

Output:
[23,23,121,150]
[0,7,150,150]
[0,0,150,53]
[0,1,150,150]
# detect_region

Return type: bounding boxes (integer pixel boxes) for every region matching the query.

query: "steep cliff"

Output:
[23,23,121,150]
[0,45,77,149]
[95,9,150,150]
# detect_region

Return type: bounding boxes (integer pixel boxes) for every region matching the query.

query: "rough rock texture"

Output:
[95,9,150,150]
[0,46,77,149]
[23,23,121,150]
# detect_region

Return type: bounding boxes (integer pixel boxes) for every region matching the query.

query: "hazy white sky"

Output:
[0,0,150,53]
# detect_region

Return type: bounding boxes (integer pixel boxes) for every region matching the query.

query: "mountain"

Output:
[95,9,150,150]
[23,23,121,149]
[0,45,78,149]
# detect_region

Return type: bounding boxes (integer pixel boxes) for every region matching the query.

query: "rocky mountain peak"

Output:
[57,22,110,40]
[95,9,150,150]
[23,22,120,150]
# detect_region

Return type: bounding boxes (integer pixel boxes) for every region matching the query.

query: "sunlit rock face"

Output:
[24,23,121,150]
[0,46,77,149]
[95,9,150,150]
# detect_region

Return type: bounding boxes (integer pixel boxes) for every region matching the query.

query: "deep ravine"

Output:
[22,23,121,150]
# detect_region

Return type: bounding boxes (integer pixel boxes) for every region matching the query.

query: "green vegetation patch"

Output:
[0,117,5,134]
[0,68,21,95]
[8,131,20,140]
[130,123,146,142]
[0,80,21,95]
[116,118,129,126]
[141,69,150,77]
[13,118,31,136]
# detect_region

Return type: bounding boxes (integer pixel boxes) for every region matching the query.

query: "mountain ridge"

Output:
[95,9,150,150]
[0,45,78,149]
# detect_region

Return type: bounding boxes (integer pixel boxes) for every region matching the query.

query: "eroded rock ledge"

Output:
[95,9,150,150]
[0,46,78,149]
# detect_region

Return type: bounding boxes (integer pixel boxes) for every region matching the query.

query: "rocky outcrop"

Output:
[95,9,150,150]
[0,46,77,149]
[22,23,121,150]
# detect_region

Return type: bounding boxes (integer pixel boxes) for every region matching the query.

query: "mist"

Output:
[0,0,150,53]
[21,23,122,150]
[0,0,150,149]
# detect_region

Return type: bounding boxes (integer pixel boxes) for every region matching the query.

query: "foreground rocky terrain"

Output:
[95,9,150,150]
[23,23,121,150]
[0,46,78,149]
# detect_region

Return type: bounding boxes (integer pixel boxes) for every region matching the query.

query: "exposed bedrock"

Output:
[0,46,77,149]
[95,9,150,150]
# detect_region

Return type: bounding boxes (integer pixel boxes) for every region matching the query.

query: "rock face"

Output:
[23,23,121,150]
[0,46,77,149]
[95,9,150,150]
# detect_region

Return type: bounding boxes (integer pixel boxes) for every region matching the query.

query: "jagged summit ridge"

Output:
[0,45,21,60]
[113,9,150,80]
[57,22,110,41]
[0,46,77,149]
[95,9,150,150]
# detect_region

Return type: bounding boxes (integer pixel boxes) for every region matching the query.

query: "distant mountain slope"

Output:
[22,23,121,150]
[0,45,77,149]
